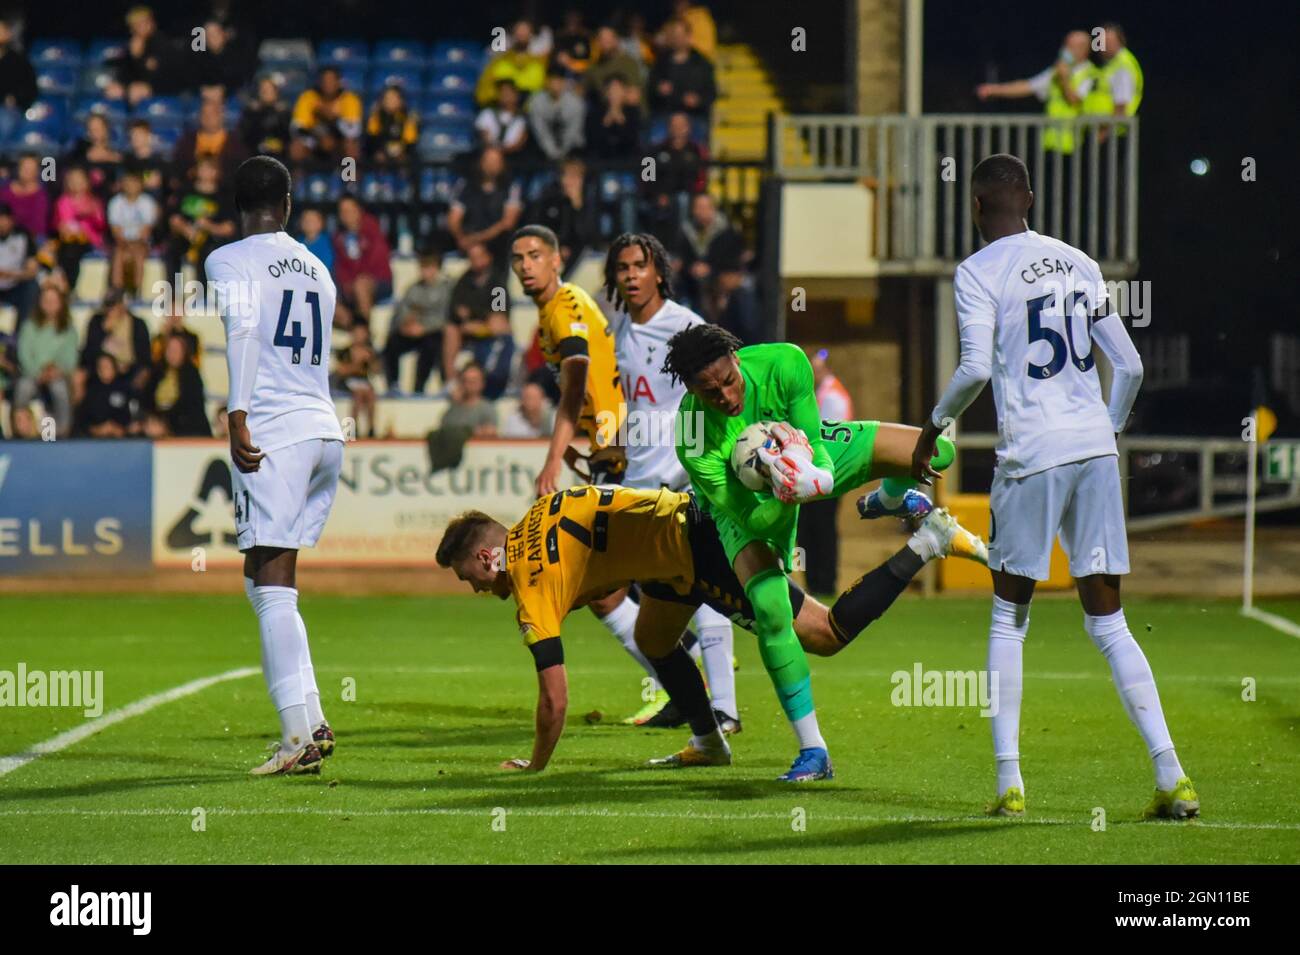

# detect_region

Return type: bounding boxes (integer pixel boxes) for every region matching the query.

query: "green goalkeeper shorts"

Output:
[712,419,880,568]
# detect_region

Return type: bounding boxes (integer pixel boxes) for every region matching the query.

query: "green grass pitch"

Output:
[2,593,1298,864]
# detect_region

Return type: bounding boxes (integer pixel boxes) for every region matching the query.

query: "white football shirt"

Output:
[208,231,344,453]
[946,230,1119,478]
[610,298,703,490]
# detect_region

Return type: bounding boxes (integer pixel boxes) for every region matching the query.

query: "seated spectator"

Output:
[330,323,378,438]
[385,250,454,394]
[298,207,334,272]
[585,25,645,99]
[0,202,39,331]
[678,191,745,307]
[475,20,546,106]
[529,68,586,161]
[123,119,168,198]
[107,171,159,297]
[150,304,200,367]
[647,17,715,118]
[142,333,209,436]
[585,75,642,159]
[447,146,522,262]
[550,9,592,76]
[240,76,292,160]
[446,242,514,400]
[53,167,106,290]
[165,156,236,280]
[618,11,656,68]
[526,157,600,274]
[189,18,252,99]
[0,20,37,145]
[68,113,122,199]
[1,154,51,243]
[77,351,135,437]
[500,380,555,438]
[13,283,77,437]
[173,99,250,188]
[668,0,718,61]
[81,287,152,399]
[704,268,761,345]
[475,79,529,156]
[365,84,419,164]
[441,362,498,437]
[290,66,363,163]
[105,5,177,106]
[332,194,392,327]
[643,112,708,246]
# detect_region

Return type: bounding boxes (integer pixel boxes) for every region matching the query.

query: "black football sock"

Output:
[827,545,926,645]
[647,645,718,738]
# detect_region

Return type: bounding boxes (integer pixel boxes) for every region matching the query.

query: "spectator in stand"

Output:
[585,24,644,98]
[0,19,37,145]
[385,249,454,394]
[668,0,718,61]
[77,351,135,437]
[642,111,707,249]
[106,6,176,106]
[366,83,420,164]
[81,286,152,400]
[13,283,77,437]
[123,119,168,198]
[240,76,292,160]
[330,323,379,438]
[440,361,497,437]
[447,145,522,262]
[501,380,555,438]
[646,17,715,119]
[529,67,586,161]
[332,194,392,328]
[475,19,546,106]
[142,333,209,436]
[446,242,514,400]
[0,202,39,329]
[165,156,236,280]
[53,167,106,290]
[173,99,250,188]
[297,207,333,272]
[585,74,641,159]
[289,66,363,163]
[679,191,745,306]
[619,11,656,68]
[69,113,123,199]
[705,267,760,345]
[475,79,529,156]
[189,18,251,99]
[106,170,158,297]
[526,157,599,274]
[1,154,51,243]
[150,303,199,367]
[550,9,592,77]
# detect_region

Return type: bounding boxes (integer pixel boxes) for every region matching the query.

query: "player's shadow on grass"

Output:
[594,820,999,860]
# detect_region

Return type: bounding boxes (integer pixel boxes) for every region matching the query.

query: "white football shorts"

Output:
[231,437,344,551]
[987,454,1130,581]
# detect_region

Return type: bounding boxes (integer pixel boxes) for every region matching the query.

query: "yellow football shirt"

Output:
[506,486,696,645]
[537,283,626,449]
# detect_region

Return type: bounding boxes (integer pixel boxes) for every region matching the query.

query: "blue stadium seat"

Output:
[317,39,370,68]
[10,125,64,155]
[427,69,478,96]
[87,38,125,64]
[78,64,116,95]
[29,39,83,69]
[525,170,557,203]
[151,125,181,157]
[261,66,309,99]
[23,97,69,125]
[417,122,473,162]
[431,41,485,72]
[73,96,128,125]
[298,172,342,202]
[422,93,474,122]
[336,66,367,95]
[373,40,427,67]
[133,96,188,124]
[418,166,456,202]
[36,66,79,97]
[258,38,313,69]
[369,66,423,94]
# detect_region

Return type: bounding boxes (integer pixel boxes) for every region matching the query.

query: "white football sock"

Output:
[693,605,737,719]
[989,596,1029,797]
[791,711,827,751]
[596,596,660,690]
[1084,609,1183,791]
[295,611,326,728]
[249,584,312,751]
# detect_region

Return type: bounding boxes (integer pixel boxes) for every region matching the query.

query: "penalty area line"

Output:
[1242,606,1300,640]
[0,667,260,779]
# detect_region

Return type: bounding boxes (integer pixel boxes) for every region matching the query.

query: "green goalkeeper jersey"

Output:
[675,343,832,550]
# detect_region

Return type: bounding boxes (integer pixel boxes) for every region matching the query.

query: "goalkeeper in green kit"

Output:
[664,325,987,781]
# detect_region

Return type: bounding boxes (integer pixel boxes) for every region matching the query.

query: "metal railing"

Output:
[770,113,1140,276]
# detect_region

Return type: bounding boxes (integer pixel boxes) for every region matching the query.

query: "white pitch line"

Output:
[0,806,1296,832]
[1243,606,1300,640]
[0,667,260,779]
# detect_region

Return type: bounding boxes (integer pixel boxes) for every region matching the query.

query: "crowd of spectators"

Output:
[0,2,764,440]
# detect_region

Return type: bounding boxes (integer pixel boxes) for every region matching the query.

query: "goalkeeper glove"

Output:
[768,422,813,461]
[758,445,834,503]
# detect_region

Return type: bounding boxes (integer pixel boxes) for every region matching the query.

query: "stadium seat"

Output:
[257,38,314,69]
[299,172,343,203]
[86,38,125,64]
[36,66,78,97]
[78,64,116,96]
[373,40,428,67]
[133,95,188,124]
[73,96,128,125]
[29,39,83,69]
[417,166,456,202]
[336,66,368,95]
[426,69,477,96]
[422,93,474,122]
[151,125,181,157]
[260,66,309,99]
[417,122,473,162]
[317,39,370,68]
[431,41,485,72]
[369,66,423,94]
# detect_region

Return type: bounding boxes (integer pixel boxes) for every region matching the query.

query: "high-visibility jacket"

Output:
[1083,46,1143,136]
[1044,60,1098,154]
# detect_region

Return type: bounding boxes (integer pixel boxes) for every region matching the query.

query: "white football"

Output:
[730,421,778,491]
